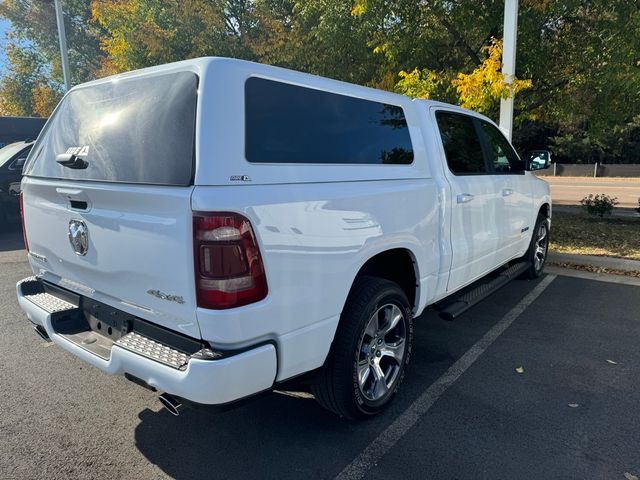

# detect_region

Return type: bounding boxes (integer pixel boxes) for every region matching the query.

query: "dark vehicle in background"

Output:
[0,117,46,149]
[0,141,33,225]
[0,117,45,227]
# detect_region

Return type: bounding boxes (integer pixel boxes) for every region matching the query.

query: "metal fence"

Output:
[536,163,640,177]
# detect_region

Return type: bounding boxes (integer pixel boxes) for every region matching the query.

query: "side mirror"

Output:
[524,150,551,171]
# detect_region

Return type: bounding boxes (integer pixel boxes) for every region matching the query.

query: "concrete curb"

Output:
[545,266,640,287]
[547,252,640,273]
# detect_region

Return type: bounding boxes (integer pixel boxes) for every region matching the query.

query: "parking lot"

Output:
[1,226,639,480]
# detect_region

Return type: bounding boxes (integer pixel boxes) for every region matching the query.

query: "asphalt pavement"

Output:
[1,226,639,480]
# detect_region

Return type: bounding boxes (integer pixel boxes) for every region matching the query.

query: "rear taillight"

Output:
[20,191,29,252]
[193,212,268,309]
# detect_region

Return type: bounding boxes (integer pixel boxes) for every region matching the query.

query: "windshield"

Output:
[24,71,198,186]
[0,143,28,168]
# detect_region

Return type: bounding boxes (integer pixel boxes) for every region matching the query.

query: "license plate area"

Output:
[46,293,136,360]
[83,298,134,343]
[41,280,206,364]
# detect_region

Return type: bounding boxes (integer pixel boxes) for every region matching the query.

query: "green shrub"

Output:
[580,194,619,217]
[636,197,640,215]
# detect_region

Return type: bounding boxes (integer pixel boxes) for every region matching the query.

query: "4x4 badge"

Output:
[147,289,185,304]
[68,219,89,256]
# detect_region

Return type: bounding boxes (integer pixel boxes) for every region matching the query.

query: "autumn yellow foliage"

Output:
[452,39,532,112]
[31,85,62,117]
[395,68,447,100]
[394,39,531,114]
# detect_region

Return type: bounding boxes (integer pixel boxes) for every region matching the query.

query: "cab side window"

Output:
[478,121,524,174]
[245,77,414,165]
[436,112,487,175]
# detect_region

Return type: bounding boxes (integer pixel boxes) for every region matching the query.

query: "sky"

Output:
[0,17,9,76]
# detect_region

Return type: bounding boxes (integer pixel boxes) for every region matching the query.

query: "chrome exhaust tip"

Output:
[159,393,183,416]
[34,325,51,342]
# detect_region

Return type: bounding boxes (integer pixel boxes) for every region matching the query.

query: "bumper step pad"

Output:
[24,292,77,314]
[20,277,192,370]
[19,277,80,315]
[116,332,190,370]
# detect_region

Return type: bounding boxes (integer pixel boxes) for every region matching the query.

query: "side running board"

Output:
[437,262,530,321]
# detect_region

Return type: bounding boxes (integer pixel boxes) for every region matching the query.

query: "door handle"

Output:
[456,193,475,204]
[56,187,92,211]
[502,188,514,197]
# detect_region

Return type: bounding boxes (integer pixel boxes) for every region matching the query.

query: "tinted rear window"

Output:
[24,72,197,186]
[245,77,413,165]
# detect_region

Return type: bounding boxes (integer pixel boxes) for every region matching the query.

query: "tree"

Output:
[0,43,62,116]
[355,0,640,163]
[452,39,532,115]
[1,0,639,163]
[92,0,257,73]
[92,0,385,87]
[512,0,640,162]
[0,0,105,116]
[395,39,532,116]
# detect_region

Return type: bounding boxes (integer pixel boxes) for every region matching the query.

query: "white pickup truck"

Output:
[16,58,551,419]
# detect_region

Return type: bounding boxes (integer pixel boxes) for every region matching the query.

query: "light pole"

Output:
[499,0,518,141]
[54,0,71,91]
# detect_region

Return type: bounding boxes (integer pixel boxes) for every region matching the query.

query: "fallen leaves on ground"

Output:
[550,212,640,261]
[515,366,525,374]
[547,261,640,278]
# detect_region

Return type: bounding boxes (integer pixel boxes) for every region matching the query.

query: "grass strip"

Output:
[550,211,640,261]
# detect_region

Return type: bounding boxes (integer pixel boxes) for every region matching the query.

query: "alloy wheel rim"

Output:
[357,303,406,402]
[534,222,548,271]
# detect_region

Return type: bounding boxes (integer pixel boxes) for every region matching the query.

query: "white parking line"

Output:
[335,274,557,480]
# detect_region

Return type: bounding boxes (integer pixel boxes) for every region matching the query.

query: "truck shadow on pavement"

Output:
[132,280,538,480]
[135,393,354,479]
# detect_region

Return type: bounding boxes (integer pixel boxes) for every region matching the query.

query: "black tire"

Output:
[312,276,413,419]
[522,213,550,279]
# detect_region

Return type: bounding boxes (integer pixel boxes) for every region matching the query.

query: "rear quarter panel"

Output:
[193,59,445,381]
[192,180,440,381]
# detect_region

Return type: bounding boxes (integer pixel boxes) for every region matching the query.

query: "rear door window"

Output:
[436,112,487,175]
[24,71,197,186]
[245,77,414,165]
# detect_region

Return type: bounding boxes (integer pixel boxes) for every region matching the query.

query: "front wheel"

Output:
[522,214,550,279]
[312,276,413,419]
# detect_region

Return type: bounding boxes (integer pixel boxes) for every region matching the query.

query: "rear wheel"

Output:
[522,214,550,279]
[312,276,413,419]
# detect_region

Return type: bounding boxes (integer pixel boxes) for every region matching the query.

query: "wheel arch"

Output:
[539,202,551,218]
[347,247,419,312]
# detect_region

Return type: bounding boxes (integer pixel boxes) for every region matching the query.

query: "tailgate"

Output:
[21,69,201,338]
[22,178,199,338]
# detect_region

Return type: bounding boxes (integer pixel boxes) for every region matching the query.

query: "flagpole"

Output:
[499,0,518,141]
[54,0,71,91]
